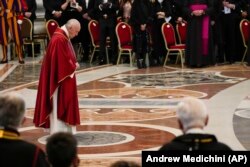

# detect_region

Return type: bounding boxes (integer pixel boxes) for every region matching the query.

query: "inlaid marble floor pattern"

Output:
[1,58,250,167]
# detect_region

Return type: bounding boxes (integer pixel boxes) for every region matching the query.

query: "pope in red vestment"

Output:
[34,20,80,129]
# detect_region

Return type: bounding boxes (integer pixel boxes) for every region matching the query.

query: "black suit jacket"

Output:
[0,127,48,167]
[43,0,64,21]
[169,0,184,21]
[130,0,152,32]
[152,0,172,19]
[25,0,37,21]
[94,0,118,20]
[83,0,97,19]
[159,133,232,151]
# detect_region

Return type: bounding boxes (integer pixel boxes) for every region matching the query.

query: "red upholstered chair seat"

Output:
[169,44,185,49]
[176,22,187,44]
[161,22,186,68]
[240,19,250,63]
[46,19,59,39]
[115,22,134,66]
[90,21,100,46]
[121,45,133,49]
[88,20,109,63]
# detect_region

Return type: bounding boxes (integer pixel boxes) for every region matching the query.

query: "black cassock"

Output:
[183,0,215,67]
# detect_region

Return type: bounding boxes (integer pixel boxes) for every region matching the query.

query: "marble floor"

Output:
[1,56,250,167]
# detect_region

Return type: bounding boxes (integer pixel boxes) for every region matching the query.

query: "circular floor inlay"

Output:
[38,131,135,147]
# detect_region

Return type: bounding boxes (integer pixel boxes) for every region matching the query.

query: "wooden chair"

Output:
[161,22,185,68]
[21,17,35,58]
[115,22,133,66]
[239,19,250,64]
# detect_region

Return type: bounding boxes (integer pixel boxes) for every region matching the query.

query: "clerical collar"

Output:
[185,128,205,134]
[61,25,69,38]
[0,126,20,140]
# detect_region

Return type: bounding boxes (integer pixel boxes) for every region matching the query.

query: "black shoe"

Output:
[217,58,224,64]
[150,58,161,66]
[0,59,8,64]
[98,59,106,65]
[229,58,235,64]
[19,60,25,64]
[229,61,235,64]
[142,60,146,68]
[111,60,116,65]
[149,59,157,67]
[123,57,130,64]
[137,59,143,69]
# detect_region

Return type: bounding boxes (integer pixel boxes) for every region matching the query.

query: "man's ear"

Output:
[178,119,183,130]
[205,116,209,126]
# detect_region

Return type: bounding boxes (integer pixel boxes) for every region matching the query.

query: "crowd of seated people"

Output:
[0,91,232,166]
[1,0,250,67]
[0,91,139,167]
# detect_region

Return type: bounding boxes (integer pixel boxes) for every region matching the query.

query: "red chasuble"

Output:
[33,28,80,128]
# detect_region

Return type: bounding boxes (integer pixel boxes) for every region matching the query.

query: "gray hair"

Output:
[0,92,25,128]
[176,97,208,131]
[65,19,80,30]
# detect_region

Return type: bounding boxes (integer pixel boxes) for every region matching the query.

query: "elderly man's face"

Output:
[69,25,81,39]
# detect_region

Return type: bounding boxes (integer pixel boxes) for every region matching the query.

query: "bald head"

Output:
[176,97,208,132]
[65,19,81,39]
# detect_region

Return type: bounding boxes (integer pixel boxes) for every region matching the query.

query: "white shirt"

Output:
[85,0,89,9]
[158,0,163,4]
[185,128,205,134]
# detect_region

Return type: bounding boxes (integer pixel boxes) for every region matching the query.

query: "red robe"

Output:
[33,28,80,128]
[20,0,28,11]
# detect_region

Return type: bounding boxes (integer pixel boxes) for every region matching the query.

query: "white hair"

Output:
[65,19,81,30]
[0,92,26,128]
[176,97,208,131]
